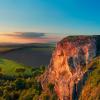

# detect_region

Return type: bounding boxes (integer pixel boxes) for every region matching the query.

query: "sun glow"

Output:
[0,35,34,44]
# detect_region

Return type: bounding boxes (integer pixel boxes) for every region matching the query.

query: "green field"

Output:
[0,57,33,77]
[0,57,48,100]
[0,57,46,77]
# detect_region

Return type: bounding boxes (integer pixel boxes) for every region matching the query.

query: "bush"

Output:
[0,68,2,72]
[15,79,26,90]
[33,81,42,95]
[15,68,26,73]
[52,93,58,100]
[43,95,50,100]
[0,88,3,96]
[0,72,4,79]
[22,95,33,100]
[48,83,54,94]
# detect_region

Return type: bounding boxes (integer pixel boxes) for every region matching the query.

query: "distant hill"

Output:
[0,43,54,67]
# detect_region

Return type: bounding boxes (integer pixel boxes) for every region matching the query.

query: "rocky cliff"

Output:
[41,36,97,100]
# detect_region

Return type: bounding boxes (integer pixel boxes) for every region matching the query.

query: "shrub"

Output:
[15,79,26,90]
[33,81,42,95]
[48,83,54,94]
[43,95,50,100]
[0,88,3,96]
[15,68,26,73]
[52,93,58,100]
[0,72,4,79]
[22,95,33,100]
[0,68,2,72]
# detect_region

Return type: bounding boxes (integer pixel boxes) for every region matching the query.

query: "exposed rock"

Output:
[41,36,96,100]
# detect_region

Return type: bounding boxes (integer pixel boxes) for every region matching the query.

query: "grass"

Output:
[0,57,48,100]
[0,57,33,76]
[79,56,100,100]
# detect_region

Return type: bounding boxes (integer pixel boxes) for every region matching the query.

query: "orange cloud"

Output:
[0,35,34,43]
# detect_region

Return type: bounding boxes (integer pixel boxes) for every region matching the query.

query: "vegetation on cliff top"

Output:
[0,57,58,100]
[79,56,100,100]
[61,36,93,42]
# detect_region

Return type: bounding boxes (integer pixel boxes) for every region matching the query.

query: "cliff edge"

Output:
[40,36,99,100]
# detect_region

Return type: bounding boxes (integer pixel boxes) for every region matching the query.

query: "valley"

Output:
[0,43,54,67]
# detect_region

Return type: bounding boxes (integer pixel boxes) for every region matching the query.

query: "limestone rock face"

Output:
[41,36,96,100]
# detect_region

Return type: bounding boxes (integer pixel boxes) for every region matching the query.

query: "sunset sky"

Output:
[0,0,100,44]
[0,32,66,44]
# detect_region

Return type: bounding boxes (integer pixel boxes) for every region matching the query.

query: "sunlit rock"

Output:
[41,36,96,100]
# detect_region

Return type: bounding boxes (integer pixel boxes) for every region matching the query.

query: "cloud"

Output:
[1,32,45,38]
[15,32,46,38]
[0,32,66,44]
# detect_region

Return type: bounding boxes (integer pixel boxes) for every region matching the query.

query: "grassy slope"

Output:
[79,57,100,100]
[0,57,33,76]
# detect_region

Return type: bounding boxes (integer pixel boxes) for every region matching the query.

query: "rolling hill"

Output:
[0,43,54,67]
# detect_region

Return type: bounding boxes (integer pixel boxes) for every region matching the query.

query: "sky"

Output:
[0,0,100,44]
